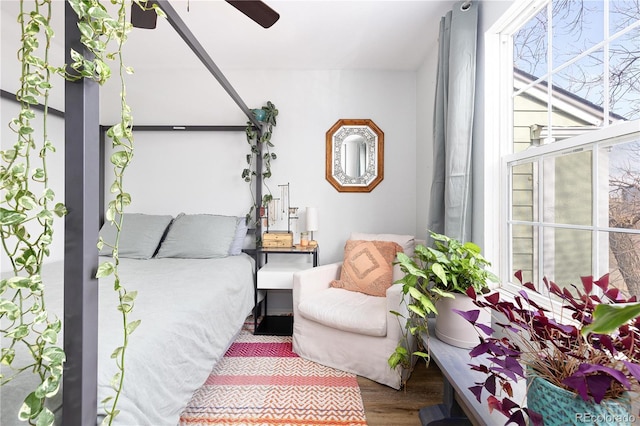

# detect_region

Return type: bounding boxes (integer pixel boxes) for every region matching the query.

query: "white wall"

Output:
[103,68,419,265]
[0,99,66,269]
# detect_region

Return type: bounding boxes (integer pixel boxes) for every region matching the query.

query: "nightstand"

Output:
[250,246,318,335]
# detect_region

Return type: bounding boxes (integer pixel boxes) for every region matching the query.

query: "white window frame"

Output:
[483,0,640,294]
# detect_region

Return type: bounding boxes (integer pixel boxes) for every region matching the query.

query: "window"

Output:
[488,0,640,297]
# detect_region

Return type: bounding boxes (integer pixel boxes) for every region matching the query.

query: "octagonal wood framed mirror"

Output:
[325,119,384,193]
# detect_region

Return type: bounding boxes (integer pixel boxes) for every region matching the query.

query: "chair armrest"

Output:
[292,262,342,310]
[386,283,408,317]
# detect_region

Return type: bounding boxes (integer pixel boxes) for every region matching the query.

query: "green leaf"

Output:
[35,376,60,399]
[122,291,137,303]
[111,346,124,360]
[407,286,425,301]
[1,347,16,365]
[110,150,131,167]
[126,319,141,335]
[408,304,426,318]
[0,299,20,320]
[6,324,28,339]
[41,346,65,365]
[53,203,67,217]
[35,406,55,426]
[18,391,42,421]
[7,276,32,289]
[582,302,640,336]
[41,329,58,345]
[96,262,115,278]
[0,208,27,225]
[431,263,448,285]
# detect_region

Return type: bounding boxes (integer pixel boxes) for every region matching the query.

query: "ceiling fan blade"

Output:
[131,1,158,29]
[226,1,280,29]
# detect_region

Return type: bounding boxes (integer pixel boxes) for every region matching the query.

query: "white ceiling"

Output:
[143,0,456,71]
[1,0,455,75]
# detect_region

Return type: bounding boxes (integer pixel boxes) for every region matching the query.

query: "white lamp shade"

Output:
[306,207,319,232]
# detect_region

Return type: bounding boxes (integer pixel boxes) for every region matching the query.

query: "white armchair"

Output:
[292,233,417,390]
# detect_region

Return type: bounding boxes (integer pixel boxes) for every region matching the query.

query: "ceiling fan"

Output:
[131,0,280,29]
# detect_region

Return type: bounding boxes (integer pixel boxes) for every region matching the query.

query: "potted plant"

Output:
[459,271,640,425]
[388,231,497,370]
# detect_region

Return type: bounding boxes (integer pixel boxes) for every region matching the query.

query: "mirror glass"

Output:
[325,119,384,192]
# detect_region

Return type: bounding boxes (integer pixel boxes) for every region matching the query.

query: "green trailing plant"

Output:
[1,1,151,424]
[242,101,278,234]
[0,2,68,425]
[388,231,497,372]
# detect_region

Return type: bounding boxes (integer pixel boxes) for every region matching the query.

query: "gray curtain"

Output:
[427,1,478,243]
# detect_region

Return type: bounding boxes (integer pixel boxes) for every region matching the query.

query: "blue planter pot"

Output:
[527,373,633,425]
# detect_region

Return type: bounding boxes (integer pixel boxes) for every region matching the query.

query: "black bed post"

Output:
[256,126,263,240]
[62,1,100,424]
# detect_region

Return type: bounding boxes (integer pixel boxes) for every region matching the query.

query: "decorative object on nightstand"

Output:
[306,207,318,248]
[300,232,309,247]
[261,183,299,247]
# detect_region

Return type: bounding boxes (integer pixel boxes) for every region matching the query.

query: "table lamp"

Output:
[306,207,318,247]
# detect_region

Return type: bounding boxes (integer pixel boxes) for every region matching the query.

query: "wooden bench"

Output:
[419,320,525,426]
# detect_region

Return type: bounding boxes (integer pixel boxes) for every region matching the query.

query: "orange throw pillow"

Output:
[330,240,403,297]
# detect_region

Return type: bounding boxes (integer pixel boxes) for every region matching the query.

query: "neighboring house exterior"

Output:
[511,68,626,285]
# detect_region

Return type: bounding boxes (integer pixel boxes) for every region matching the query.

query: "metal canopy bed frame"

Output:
[62,1,264,424]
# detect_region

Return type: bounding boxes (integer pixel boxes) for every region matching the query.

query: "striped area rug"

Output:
[179,324,368,426]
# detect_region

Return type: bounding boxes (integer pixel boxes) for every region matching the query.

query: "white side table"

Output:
[251,246,318,335]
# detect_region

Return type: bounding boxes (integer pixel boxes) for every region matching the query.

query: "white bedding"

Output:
[1,254,255,426]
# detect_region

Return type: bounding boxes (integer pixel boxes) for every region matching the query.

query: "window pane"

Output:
[505,0,640,296]
[542,150,593,225]
[512,161,536,221]
[542,227,592,288]
[551,0,604,66]
[553,49,605,131]
[514,7,548,77]
[601,230,640,298]
[606,138,640,230]
[513,75,551,148]
[610,37,640,121]
[609,1,639,121]
[610,0,640,35]
[512,224,536,284]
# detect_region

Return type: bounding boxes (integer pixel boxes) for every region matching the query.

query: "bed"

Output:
[1,213,256,425]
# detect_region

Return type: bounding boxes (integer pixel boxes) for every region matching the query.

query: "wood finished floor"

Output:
[357,361,444,426]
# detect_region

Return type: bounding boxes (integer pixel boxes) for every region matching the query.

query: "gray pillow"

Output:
[156,213,239,259]
[229,217,248,255]
[99,213,173,259]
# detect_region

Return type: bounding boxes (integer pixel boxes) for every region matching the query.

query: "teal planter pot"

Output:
[527,373,633,425]
[251,108,266,122]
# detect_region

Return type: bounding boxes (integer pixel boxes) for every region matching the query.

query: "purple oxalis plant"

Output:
[456,271,640,426]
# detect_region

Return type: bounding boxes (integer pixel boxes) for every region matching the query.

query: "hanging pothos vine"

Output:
[0,1,66,425]
[0,1,158,425]
[242,101,278,239]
